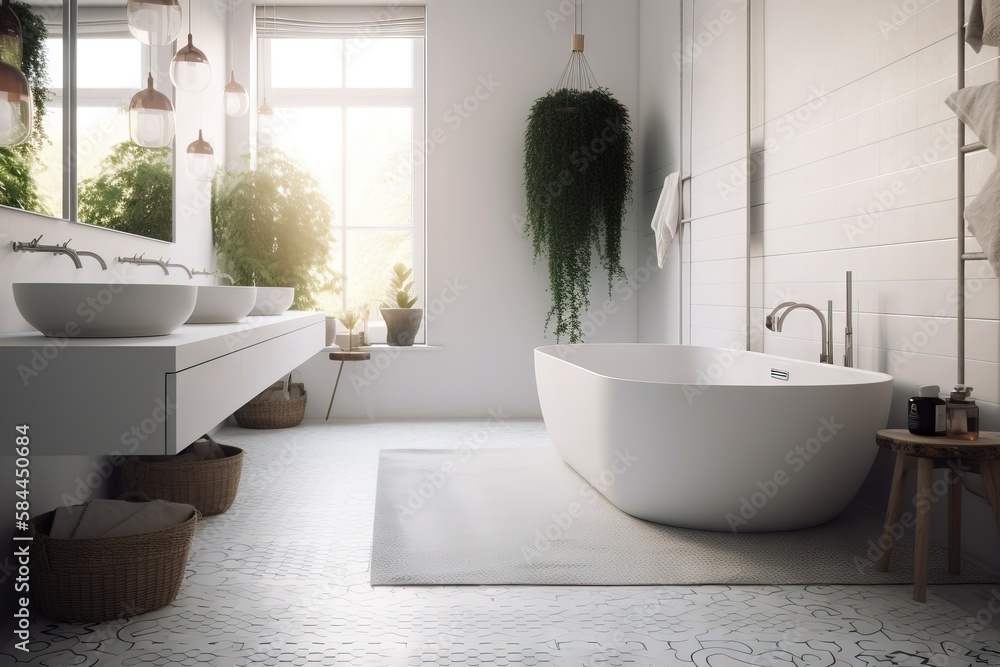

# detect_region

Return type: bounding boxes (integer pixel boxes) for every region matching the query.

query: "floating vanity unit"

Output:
[0,312,323,455]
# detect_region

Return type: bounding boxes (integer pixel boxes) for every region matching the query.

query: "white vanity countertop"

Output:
[0,311,324,371]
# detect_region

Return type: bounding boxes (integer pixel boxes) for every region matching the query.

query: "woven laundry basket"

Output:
[124,438,243,516]
[234,373,307,429]
[29,494,199,622]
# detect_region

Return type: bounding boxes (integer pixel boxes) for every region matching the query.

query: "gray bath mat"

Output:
[371,447,998,586]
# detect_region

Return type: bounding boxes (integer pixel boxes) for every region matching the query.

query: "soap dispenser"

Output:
[907,385,945,436]
[946,385,979,441]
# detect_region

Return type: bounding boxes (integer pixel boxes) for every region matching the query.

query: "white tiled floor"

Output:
[4,420,1000,666]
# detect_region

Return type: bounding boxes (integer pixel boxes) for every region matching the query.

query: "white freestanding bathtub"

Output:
[535,344,893,532]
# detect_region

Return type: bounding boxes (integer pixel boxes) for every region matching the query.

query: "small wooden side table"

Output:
[875,428,1000,602]
[325,350,371,421]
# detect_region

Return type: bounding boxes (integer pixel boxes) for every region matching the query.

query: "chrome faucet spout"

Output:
[192,268,235,284]
[765,301,797,331]
[12,236,84,269]
[76,250,107,270]
[164,260,193,279]
[773,302,830,364]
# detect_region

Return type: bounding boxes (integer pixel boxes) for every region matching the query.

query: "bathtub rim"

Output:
[534,343,894,387]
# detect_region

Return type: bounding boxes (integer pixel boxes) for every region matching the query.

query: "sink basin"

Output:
[249,286,295,316]
[12,283,197,338]
[186,285,257,324]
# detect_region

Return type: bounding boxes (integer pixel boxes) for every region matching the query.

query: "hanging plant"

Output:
[522,19,633,343]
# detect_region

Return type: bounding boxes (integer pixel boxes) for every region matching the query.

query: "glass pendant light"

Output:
[170,0,210,92]
[222,0,248,116]
[126,0,183,46]
[0,0,22,68]
[129,72,174,147]
[224,71,249,116]
[0,60,31,146]
[184,129,214,181]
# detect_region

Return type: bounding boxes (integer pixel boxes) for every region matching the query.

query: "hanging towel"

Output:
[650,172,681,269]
[946,82,1000,278]
[967,0,1000,51]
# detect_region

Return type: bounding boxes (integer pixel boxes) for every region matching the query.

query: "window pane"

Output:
[45,38,62,90]
[344,229,412,309]
[346,38,412,88]
[76,106,130,182]
[271,107,344,223]
[77,39,142,89]
[345,107,411,227]
[35,106,63,216]
[270,39,343,88]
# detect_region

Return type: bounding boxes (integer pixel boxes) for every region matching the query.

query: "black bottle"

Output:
[907,385,946,436]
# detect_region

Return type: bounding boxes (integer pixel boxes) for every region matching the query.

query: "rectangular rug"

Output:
[371,447,999,586]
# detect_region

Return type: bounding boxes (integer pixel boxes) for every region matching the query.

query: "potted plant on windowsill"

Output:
[380,263,422,346]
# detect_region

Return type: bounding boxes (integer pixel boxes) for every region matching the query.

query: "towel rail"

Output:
[963,252,988,261]
[961,142,987,154]
[957,0,969,385]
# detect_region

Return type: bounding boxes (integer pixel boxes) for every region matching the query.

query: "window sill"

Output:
[323,344,444,352]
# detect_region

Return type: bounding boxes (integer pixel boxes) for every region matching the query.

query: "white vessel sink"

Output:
[250,286,295,316]
[13,283,197,338]
[187,285,257,324]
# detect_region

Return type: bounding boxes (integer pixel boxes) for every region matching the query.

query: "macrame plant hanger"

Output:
[556,0,597,91]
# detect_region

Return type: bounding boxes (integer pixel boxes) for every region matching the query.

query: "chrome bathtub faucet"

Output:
[766,300,834,365]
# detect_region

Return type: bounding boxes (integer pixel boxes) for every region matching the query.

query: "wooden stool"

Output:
[875,429,1000,602]
[325,350,371,421]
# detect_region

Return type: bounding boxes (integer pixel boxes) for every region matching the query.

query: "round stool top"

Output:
[876,429,1000,460]
[329,350,371,361]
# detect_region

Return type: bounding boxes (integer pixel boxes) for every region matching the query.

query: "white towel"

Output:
[967,0,1000,52]
[965,165,1000,278]
[650,172,681,269]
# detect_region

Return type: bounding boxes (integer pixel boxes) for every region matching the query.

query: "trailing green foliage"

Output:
[78,141,173,241]
[212,148,339,310]
[383,262,418,308]
[0,1,51,214]
[6,0,50,160]
[523,87,633,343]
[0,146,41,210]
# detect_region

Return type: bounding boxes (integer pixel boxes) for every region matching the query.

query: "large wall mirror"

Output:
[1,0,175,242]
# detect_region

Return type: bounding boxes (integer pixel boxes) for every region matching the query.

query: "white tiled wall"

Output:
[738,0,999,569]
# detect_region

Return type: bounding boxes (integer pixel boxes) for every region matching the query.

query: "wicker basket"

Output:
[124,440,244,516]
[29,497,199,622]
[234,374,307,429]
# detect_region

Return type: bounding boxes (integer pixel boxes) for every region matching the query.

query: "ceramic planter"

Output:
[324,316,337,346]
[380,307,422,346]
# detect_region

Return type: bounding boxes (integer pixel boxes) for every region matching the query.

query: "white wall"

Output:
[679,0,1000,570]
[0,3,228,603]
[298,0,642,420]
[685,0,749,349]
[637,0,683,344]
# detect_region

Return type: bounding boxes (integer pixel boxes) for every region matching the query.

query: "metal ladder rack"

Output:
[956,0,991,385]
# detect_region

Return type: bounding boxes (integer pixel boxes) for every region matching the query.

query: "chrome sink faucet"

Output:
[117,254,170,275]
[163,259,193,279]
[766,300,834,364]
[193,268,235,284]
[13,236,84,269]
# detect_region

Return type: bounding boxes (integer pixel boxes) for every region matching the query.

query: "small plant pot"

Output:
[324,316,338,346]
[381,308,422,346]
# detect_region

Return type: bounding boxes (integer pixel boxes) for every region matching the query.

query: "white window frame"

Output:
[257,32,426,345]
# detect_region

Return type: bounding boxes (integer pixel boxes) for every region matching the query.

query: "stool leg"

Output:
[325,361,346,421]
[913,456,933,603]
[878,453,911,572]
[948,466,962,576]
[978,460,1000,539]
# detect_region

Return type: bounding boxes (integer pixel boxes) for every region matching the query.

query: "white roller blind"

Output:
[255,6,425,39]
[76,6,131,37]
